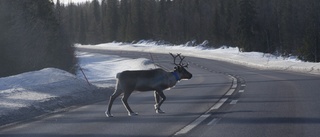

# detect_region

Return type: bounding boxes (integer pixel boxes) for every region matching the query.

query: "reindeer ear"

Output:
[174,66,178,70]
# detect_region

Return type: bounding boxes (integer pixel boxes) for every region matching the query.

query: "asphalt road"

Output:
[1,48,320,137]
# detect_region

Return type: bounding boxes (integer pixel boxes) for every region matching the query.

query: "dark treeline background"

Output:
[0,0,75,77]
[1,0,319,77]
[58,0,320,62]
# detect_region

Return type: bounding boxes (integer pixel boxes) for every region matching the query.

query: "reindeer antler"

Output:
[170,53,179,66]
[170,53,188,67]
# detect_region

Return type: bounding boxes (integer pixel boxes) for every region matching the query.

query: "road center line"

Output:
[209,98,228,111]
[232,80,237,89]
[174,114,211,136]
[175,73,239,135]
[174,96,229,135]
[226,88,235,96]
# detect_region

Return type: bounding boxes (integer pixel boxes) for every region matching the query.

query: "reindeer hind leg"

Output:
[154,91,161,110]
[155,90,166,114]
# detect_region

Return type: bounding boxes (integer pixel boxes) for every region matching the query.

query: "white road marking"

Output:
[239,90,245,93]
[232,79,237,88]
[230,100,238,104]
[174,74,242,135]
[241,84,246,87]
[209,98,228,111]
[174,114,211,136]
[207,118,221,125]
[226,88,235,96]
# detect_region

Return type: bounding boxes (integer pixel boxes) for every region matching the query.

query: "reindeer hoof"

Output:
[128,112,138,116]
[105,111,113,117]
[154,104,159,110]
[156,109,165,114]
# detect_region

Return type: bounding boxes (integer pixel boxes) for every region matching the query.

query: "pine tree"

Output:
[67,3,75,42]
[0,0,75,77]
[155,0,167,40]
[142,0,156,40]
[300,0,320,62]
[238,0,257,51]
[105,0,119,42]
[93,0,101,22]
[118,0,129,41]
[127,0,144,41]
[225,0,239,46]
[79,9,87,44]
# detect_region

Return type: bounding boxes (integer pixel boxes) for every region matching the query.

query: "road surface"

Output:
[1,48,320,137]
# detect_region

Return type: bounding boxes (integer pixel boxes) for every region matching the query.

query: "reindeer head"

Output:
[170,53,193,80]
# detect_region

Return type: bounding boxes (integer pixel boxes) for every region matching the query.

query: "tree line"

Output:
[0,0,75,77]
[1,0,319,77]
[58,0,320,62]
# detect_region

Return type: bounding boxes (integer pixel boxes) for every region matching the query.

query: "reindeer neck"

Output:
[171,71,180,81]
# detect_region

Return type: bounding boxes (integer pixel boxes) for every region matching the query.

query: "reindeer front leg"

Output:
[122,91,138,116]
[154,90,166,114]
[106,88,123,117]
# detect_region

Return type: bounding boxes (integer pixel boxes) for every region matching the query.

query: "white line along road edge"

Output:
[174,114,211,135]
[174,75,238,136]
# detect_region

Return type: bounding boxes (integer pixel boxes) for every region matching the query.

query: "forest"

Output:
[58,0,320,62]
[0,0,320,77]
[0,0,75,77]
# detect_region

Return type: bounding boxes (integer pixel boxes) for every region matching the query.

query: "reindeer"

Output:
[105,53,192,117]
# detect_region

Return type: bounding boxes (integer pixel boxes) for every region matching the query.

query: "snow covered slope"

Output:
[77,42,320,74]
[76,52,157,87]
[0,52,155,126]
[0,68,98,125]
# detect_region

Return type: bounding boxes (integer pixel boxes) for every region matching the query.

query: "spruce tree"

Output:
[79,9,87,44]
[118,0,129,42]
[105,0,119,42]
[238,0,257,51]
[0,0,75,77]
[300,0,320,62]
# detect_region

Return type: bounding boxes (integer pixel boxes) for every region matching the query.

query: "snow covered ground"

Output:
[1,41,320,126]
[78,41,320,74]
[0,50,156,126]
[0,68,101,125]
[76,52,157,87]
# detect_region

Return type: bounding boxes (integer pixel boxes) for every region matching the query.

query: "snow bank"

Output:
[77,42,320,74]
[0,53,156,126]
[0,68,101,125]
[76,52,157,87]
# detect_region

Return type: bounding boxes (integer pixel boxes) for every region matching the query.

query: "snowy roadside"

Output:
[76,52,157,87]
[2,41,320,126]
[0,52,155,126]
[77,42,320,75]
[0,68,107,126]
